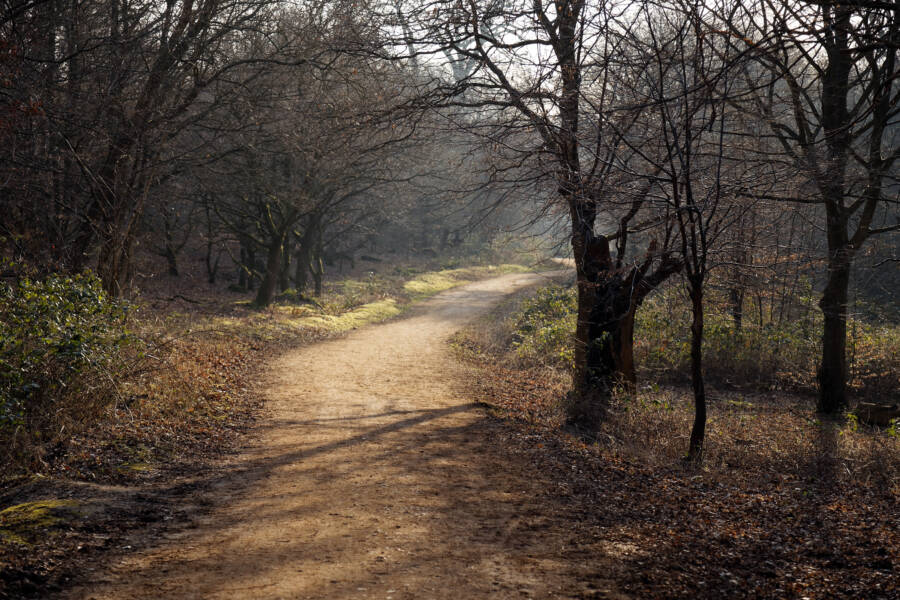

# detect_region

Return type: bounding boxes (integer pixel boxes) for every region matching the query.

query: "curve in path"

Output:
[68,273,622,600]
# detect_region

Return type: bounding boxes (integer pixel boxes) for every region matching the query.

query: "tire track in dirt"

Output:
[66,272,624,600]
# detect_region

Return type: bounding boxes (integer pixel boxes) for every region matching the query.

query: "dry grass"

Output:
[1,260,534,484]
[454,285,900,492]
[604,387,900,491]
[453,286,900,598]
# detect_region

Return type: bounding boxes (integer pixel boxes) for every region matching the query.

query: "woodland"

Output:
[0,0,899,598]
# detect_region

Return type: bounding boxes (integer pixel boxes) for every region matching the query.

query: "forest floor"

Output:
[449,288,900,599]
[58,270,622,600]
[0,259,535,598]
[3,267,897,599]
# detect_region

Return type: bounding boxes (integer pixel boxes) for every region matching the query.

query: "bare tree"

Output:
[384,0,683,427]
[0,0,310,294]
[720,0,900,414]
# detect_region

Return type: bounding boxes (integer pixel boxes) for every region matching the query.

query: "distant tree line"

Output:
[0,0,522,304]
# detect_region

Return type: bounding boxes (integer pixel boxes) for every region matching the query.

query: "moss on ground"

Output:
[0,499,80,545]
[403,264,530,297]
[294,264,530,333]
[297,299,402,332]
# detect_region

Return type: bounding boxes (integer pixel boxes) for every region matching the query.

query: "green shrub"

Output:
[634,293,823,388]
[511,285,577,369]
[635,288,898,397]
[506,283,899,399]
[0,272,133,434]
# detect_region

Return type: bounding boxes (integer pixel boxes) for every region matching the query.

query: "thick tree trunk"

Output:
[687,286,706,463]
[569,225,612,427]
[569,223,680,428]
[817,252,852,414]
[583,276,639,395]
[254,232,285,308]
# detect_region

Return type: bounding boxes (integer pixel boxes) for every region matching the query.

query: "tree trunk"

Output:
[238,242,250,291]
[254,232,285,308]
[294,245,310,293]
[569,224,680,428]
[204,205,219,284]
[279,237,292,292]
[817,251,852,414]
[729,286,743,331]
[293,214,319,294]
[583,276,639,396]
[569,226,613,428]
[205,239,219,284]
[164,245,179,277]
[97,221,135,297]
[311,217,325,297]
[687,285,707,463]
[815,4,853,415]
[162,208,179,277]
[312,243,324,297]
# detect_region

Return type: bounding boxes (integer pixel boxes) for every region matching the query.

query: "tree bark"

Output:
[815,5,853,415]
[294,244,310,293]
[164,246,179,277]
[97,210,138,297]
[293,214,319,294]
[569,227,680,428]
[569,223,612,427]
[238,233,258,291]
[279,237,293,292]
[817,251,852,414]
[254,231,286,308]
[687,284,706,463]
[205,239,219,284]
[312,239,324,297]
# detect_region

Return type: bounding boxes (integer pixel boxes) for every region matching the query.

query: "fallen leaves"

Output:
[457,326,900,599]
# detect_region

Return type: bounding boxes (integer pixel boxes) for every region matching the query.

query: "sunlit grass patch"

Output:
[297,299,402,332]
[117,462,152,473]
[404,264,530,297]
[0,500,80,545]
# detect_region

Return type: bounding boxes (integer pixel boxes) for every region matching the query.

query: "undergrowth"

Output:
[0,272,140,475]
[507,283,899,399]
[0,262,531,481]
[454,281,900,489]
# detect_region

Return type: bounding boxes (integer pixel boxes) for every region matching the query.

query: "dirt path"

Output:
[66,273,621,600]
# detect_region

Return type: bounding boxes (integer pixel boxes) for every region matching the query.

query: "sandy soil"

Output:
[65,273,623,600]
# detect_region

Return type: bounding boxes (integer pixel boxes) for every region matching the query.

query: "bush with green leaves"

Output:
[635,288,898,397]
[506,283,898,399]
[0,272,133,433]
[511,285,577,369]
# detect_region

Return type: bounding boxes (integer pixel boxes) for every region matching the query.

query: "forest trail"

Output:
[66,272,622,600]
